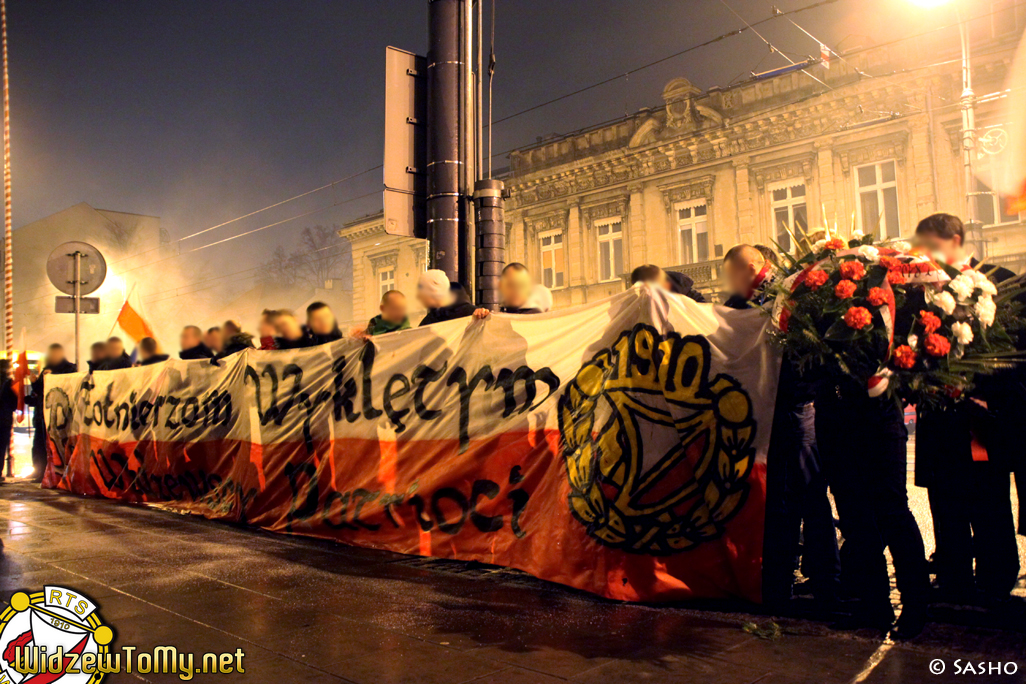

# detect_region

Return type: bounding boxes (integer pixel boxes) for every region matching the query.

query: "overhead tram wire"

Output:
[487,0,847,128]
[483,0,1026,168]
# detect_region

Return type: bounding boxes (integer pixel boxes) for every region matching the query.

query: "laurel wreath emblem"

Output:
[557,324,757,555]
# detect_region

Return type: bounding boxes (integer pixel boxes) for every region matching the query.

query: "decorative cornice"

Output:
[752,155,816,189]
[836,130,910,174]
[368,250,399,271]
[524,211,568,236]
[581,196,629,225]
[658,174,715,211]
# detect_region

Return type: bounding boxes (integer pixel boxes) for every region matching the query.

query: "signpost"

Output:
[383,46,427,239]
[46,242,106,369]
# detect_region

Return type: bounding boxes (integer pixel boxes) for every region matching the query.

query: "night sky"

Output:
[9,0,955,280]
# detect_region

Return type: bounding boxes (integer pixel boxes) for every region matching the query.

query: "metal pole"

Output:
[488,0,495,179]
[476,0,483,180]
[427,0,461,281]
[474,179,505,311]
[957,5,981,257]
[457,0,474,292]
[73,252,81,370]
[2,0,12,355]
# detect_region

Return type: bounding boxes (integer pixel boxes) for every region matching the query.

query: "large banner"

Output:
[43,286,780,602]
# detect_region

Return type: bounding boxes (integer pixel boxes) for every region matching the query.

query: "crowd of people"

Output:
[4,213,1023,640]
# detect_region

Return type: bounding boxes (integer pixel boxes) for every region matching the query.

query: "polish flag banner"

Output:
[41,286,779,602]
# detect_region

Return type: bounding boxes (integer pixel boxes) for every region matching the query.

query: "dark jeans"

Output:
[816,390,929,617]
[32,421,47,478]
[927,460,1019,597]
[763,401,840,605]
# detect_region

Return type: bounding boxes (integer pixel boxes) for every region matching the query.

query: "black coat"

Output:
[101,353,133,371]
[29,359,76,427]
[500,306,542,315]
[180,343,214,360]
[666,271,707,303]
[419,301,477,327]
[141,354,170,366]
[308,328,343,346]
[213,333,255,362]
[0,379,17,427]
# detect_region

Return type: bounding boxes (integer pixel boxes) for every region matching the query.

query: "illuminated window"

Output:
[540,230,565,289]
[596,217,624,282]
[770,182,809,253]
[975,141,1024,226]
[676,201,708,264]
[856,160,900,239]
[379,268,395,299]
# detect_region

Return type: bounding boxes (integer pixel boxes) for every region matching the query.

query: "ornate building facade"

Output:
[342,11,1026,321]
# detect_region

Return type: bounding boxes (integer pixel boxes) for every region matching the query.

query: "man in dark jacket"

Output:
[87,341,108,373]
[629,264,707,303]
[28,344,76,481]
[272,310,313,349]
[721,245,841,615]
[179,325,214,360]
[101,337,132,370]
[367,291,411,336]
[912,213,1020,603]
[306,301,343,345]
[473,263,546,319]
[213,332,255,363]
[0,359,17,482]
[418,270,475,326]
[138,337,169,366]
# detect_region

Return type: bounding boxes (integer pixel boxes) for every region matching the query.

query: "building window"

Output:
[596,217,624,282]
[975,144,1024,226]
[856,160,900,239]
[540,230,565,289]
[379,268,395,299]
[770,182,809,253]
[676,201,708,264]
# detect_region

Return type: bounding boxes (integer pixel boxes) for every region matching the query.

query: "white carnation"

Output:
[857,245,880,263]
[978,278,998,297]
[948,274,975,301]
[907,334,918,349]
[951,321,974,345]
[892,241,912,253]
[811,239,827,253]
[852,229,865,240]
[967,269,988,285]
[975,296,996,327]
[931,290,957,316]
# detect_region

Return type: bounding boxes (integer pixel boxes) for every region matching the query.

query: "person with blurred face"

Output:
[204,327,224,355]
[912,213,1020,605]
[103,337,132,370]
[722,245,773,310]
[138,337,168,366]
[180,325,213,360]
[273,310,312,349]
[88,341,108,373]
[258,310,279,350]
[28,343,76,480]
[367,291,410,336]
[223,320,242,338]
[417,270,475,326]
[474,263,549,319]
[306,302,342,345]
[630,264,705,303]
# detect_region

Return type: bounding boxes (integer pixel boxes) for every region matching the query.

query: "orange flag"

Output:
[116,300,155,344]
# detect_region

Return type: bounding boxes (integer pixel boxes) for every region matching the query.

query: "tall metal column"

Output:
[956,6,982,257]
[2,0,12,353]
[474,179,504,311]
[427,0,461,280]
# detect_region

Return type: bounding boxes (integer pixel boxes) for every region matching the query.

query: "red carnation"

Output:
[824,238,845,250]
[925,333,951,357]
[803,269,829,290]
[867,287,888,307]
[834,279,857,299]
[919,310,942,334]
[844,306,873,330]
[887,269,905,286]
[893,345,917,369]
[839,260,866,281]
[880,255,899,270]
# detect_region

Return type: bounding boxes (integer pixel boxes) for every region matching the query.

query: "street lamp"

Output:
[908,0,982,255]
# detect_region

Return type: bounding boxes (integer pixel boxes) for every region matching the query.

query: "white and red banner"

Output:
[42,286,779,602]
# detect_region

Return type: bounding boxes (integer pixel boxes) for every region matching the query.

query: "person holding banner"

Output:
[28,344,76,481]
[722,245,840,614]
[0,360,17,481]
[418,270,476,326]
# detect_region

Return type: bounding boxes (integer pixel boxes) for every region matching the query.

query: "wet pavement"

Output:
[0,482,1024,684]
